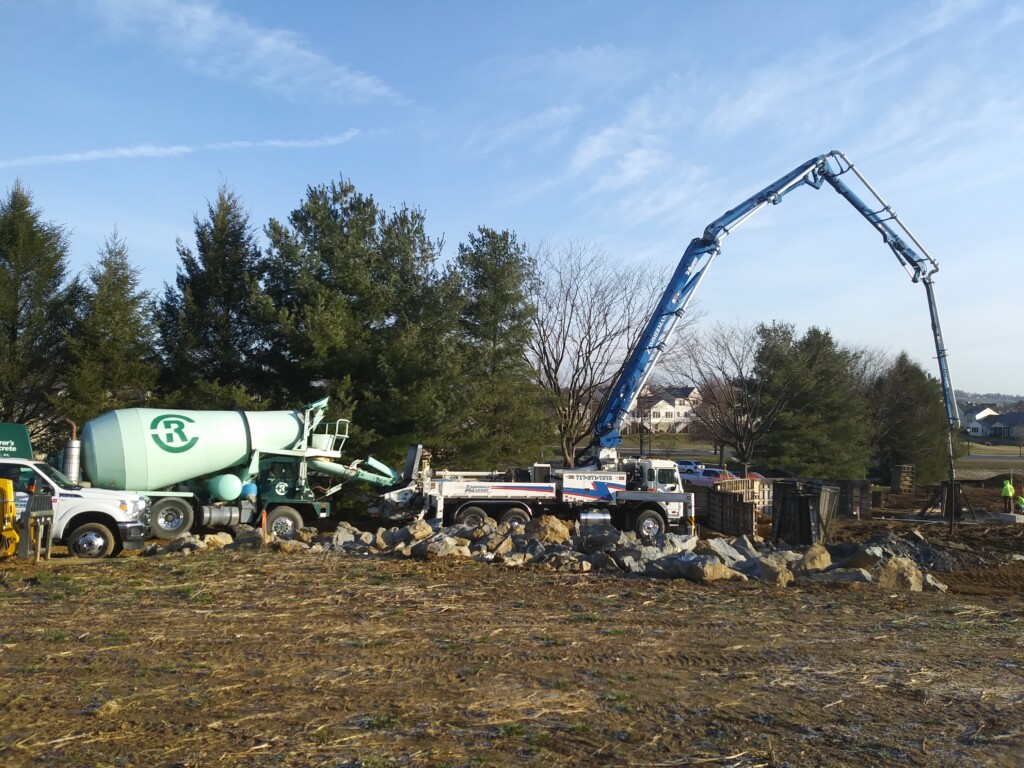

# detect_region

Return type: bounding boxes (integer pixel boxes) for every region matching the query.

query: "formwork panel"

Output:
[706,484,758,536]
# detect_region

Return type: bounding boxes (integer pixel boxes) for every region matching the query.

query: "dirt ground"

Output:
[1,494,1022,768]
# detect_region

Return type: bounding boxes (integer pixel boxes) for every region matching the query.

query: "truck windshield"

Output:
[657,468,678,485]
[32,462,81,490]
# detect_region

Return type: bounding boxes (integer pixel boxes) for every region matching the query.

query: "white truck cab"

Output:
[0,459,150,558]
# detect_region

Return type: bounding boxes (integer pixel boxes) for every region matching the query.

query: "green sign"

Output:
[0,423,33,458]
[149,414,199,453]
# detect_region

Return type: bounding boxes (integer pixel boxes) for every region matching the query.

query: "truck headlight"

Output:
[121,500,141,523]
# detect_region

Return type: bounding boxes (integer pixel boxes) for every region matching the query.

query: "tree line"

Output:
[0,177,954,482]
[669,321,956,483]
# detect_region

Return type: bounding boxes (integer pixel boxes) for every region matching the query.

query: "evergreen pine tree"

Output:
[157,186,265,408]
[755,324,872,478]
[446,227,547,467]
[260,178,462,463]
[870,352,952,483]
[61,229,158,426]
[0,180,83,450]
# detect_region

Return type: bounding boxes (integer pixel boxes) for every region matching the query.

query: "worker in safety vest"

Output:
[1003,479,1016,513]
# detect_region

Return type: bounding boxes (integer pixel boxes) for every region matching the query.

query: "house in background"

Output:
[623,386,701,434]
[978,412,1024,441]
[963,407,999,436]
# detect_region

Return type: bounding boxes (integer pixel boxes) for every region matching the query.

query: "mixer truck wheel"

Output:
[266,506,303,539]
[151,498,195,540]
[66,522,118,559]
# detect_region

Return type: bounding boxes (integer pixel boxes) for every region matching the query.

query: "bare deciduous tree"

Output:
[526,239,665,466]
[663,322,795,473]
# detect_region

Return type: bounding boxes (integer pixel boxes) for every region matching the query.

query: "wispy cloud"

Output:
[0,131,361,169]
[91,0,396,103]
[506,45,646,94]
[462,106,581,157]
[569,85,680,190]
[701,0,991,141]
[0,144,193,169]
[205,130,361,151]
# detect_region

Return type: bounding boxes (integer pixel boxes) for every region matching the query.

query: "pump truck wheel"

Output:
[499,507,531,527]
[266,506,303,539]
[454,505,487,527]
[66,522,118,559]
[634,509,667,540]
[151,497,195,540]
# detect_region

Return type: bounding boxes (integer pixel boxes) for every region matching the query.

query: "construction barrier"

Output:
[704,478,769,536]
[772,481,839,546]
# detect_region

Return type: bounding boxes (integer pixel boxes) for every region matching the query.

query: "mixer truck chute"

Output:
[77,398,400,540]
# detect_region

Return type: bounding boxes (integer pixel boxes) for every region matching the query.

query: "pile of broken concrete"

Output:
[142,514,950,592]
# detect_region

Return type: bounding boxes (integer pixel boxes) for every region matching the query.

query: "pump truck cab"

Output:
[374,448,695,538]
[76,397,399,540]
[0,423,149,558]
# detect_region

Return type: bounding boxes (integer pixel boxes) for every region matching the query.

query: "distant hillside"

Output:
[956,390,1023,405]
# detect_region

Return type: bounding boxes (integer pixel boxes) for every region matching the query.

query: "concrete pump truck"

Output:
[377,150,962,534]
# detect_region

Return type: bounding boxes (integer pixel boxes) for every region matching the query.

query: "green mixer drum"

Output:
[81,407,306,490]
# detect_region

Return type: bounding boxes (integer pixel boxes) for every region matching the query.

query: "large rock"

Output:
[696,538,745,566]
[574,523,621,554]
[585,551,622,572]
[521,538,547,561]
[394,519,435,546]
[663,533,699,555]
[371,528,395,550]
[794,542,832,575]
[525,515,572,544]
[678,553,748,583]
[332,526,357,547]
[271,538,309,554]
[412,535,472,560]
[731,535,760,560]
[875,557,923,592]
[543,551,592,573]
[609,547,647,574]
[838,545,884,571]
[480,532,514,556]
[229,524,268,550]
[757,553,795,587]
[499,552,532,568]
[201,532,235,550]
[645,555,695,578]
[167,534,205,553]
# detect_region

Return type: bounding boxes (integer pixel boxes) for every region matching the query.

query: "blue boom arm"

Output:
[580,150,959,465]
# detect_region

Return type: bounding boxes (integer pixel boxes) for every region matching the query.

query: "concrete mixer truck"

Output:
[72,397,401,540]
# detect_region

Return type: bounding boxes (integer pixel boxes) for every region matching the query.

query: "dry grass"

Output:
[2,544,1023,768]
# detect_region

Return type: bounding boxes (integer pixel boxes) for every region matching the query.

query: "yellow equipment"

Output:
[1,478,19,557]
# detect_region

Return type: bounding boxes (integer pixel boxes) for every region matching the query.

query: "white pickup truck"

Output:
[0,458,150,558]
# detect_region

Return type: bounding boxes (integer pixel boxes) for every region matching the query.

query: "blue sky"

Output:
[2,0,1021,397]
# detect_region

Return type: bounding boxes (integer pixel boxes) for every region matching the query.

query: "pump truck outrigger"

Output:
[576,150,960,504]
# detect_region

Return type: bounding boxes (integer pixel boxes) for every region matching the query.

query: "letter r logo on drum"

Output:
[150,414,199,453]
